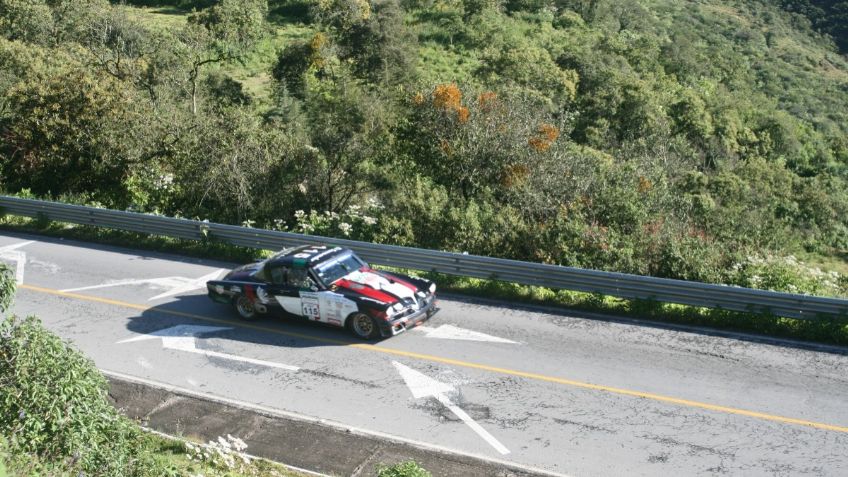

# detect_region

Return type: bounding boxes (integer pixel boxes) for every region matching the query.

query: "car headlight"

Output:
[392,302,404,312]
[428,283,436,294]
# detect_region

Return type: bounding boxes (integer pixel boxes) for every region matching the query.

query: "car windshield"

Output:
[314,252,365,286]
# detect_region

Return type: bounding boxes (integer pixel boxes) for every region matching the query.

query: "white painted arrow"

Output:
[414,324,518,344]
[118,325,299,371]
[0,241,34,284]
[392,361,510,455]
[62,269,225,301]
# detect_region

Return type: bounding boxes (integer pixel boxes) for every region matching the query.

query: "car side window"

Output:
[287,267,315,290]
[269,265,287,285]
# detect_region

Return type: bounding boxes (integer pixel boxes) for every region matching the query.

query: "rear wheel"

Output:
[349,312,379,340]
[233,295,259,321]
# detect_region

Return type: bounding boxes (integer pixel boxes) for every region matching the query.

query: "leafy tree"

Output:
[311,0,372,31]
[301,72,396,212]
[272,33,330,100]
[778,0,848,52]
[0,61,145,203]
[0,0,54,44]
[166,106,307,222]
[178,0,268,114]
[334,0,419,87]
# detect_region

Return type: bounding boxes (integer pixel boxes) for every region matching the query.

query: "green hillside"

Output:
[1,0,847,295]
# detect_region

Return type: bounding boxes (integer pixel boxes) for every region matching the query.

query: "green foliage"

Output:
[0,316,161,476]
[778,0,848,52]
[166,105,308,222]
[189,0,269,54]
[376,460,432,477]
[0,264,14,313]
[0,0,54,44]
[272,38,315,98]
[2,0,848,294]
[333,0,419,87]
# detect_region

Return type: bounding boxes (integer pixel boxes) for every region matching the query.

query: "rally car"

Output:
[207,245,437,339]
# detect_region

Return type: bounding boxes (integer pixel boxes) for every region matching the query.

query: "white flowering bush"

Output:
[727,254,847,297]
[184,435,251,474]
[264,201,381,241]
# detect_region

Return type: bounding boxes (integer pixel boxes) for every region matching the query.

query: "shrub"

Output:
[376,460,432,477]
[0,265,14,313]
[0,316,161,476]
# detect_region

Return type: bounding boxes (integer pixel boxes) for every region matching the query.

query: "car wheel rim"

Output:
[353,314,373,337]
[237,297,255,318]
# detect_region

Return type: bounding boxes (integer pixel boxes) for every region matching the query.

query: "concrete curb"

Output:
[105,371,568,477]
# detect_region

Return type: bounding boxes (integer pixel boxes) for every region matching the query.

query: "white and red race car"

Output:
[207,245,437,339]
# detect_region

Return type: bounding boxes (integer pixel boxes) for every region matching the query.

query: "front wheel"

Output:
[233,295,259,321]
[348,312,380,340]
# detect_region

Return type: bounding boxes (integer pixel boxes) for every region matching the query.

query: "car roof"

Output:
[266,244,350,268]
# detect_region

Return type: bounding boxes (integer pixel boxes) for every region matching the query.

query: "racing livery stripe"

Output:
[334,278,397,304]
[244,284,257,302]
[367,269,417,292]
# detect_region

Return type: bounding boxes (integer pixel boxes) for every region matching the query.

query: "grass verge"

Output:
[1,215,847,347]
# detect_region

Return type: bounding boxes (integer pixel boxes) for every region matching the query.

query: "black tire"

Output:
[348,312,380,340]
[232,294,259,321]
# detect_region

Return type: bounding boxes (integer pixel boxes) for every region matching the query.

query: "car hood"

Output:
[332,269,418,305]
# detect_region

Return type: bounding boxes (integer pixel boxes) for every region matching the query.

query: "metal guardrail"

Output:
[1,195,847,320]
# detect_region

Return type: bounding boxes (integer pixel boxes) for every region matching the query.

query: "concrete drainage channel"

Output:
[106,372,565,477]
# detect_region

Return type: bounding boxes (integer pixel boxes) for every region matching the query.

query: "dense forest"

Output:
[1,0,847,295]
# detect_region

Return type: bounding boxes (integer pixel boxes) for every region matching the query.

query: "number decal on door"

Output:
[302,303,320,319]
[300,292,321,320]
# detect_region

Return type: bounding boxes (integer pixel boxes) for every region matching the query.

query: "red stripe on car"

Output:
[335,278,397,304]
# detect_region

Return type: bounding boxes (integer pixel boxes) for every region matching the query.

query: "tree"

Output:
[336,0,419,87]
[178,0,268,114]
[167,106,306,223]
[301,74,396,212]
[0,61,138,202]
[0,0,54,44]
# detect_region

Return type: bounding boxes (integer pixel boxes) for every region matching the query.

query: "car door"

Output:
[263,264,301,317]
[287,266,324,322]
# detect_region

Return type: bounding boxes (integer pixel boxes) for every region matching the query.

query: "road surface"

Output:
[2,232,846,476]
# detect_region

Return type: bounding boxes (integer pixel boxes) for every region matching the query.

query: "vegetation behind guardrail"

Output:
[2,196,847,320]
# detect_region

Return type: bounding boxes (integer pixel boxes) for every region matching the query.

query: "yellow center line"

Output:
[20,283,848,434]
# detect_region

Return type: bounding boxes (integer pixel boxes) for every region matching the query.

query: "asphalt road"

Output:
[2,231,847,476]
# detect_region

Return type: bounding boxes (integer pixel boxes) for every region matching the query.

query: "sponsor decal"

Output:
[214,285,224,294]
[231,286,241,293]
[256,286,270,304]
[309,247,341,262]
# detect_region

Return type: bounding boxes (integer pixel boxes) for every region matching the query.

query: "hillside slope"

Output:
[1,0,847,294]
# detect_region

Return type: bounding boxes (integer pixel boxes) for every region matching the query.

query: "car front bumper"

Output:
[379,295,437,337]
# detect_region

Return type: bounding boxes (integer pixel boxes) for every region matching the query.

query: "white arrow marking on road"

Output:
[415,324,518,344]
[147,269,225,301]
[61,269,225,301]
[118,325,299,371]
[392,361,510,455]
[0,241,34,284]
